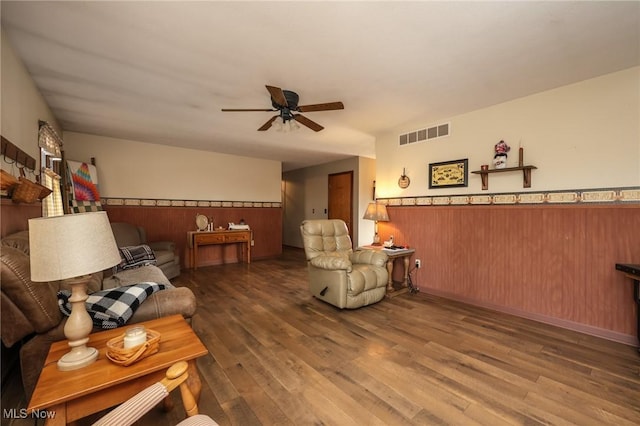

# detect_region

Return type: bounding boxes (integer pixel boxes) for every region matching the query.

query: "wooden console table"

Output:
[187,229,252,269]
[615,263,640,352]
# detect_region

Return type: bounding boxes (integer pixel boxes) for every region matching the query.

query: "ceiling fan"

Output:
[221,85,344,132]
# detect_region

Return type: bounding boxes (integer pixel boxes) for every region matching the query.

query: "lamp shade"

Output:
[29,211,121,282]
[363,202,389,222]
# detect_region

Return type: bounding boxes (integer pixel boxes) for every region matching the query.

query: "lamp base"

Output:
[58,275,97,371]
[372,233,381,246]
[58,345,98,371]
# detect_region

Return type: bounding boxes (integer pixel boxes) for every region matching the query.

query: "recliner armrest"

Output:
[130,287,196,323]
[310,255,352,271]
[350,250,388,267]
[147,241,176,252]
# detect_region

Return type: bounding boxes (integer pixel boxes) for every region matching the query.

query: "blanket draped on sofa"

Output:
[58,283,165,329]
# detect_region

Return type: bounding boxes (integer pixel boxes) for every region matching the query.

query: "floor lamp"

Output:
[363,202,389,245]
[29,211,121,371]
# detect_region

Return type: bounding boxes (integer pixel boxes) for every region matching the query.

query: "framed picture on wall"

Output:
[428,159,468,188]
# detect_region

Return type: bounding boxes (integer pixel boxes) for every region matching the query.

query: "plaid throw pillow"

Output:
[117,245,157,271]
[58,283,166,329]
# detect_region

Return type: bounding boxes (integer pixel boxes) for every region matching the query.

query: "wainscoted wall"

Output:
[0,200,42,237]
[103,203,282,269]
[0,198,282,269]
[376,201,640,345]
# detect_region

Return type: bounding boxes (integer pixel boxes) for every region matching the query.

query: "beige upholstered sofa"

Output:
[0,230,196,399]
[300,219,388,309]
[110,222,181,280]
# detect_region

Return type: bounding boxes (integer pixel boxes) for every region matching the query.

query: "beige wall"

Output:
[282,156,376,248]
[1,30,60,171]
[2,33,281,204]
[356,156,377,246]
[64,132,282,202]
[374,67,640,198]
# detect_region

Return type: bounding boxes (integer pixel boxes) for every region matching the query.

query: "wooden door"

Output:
[328,171,353,241]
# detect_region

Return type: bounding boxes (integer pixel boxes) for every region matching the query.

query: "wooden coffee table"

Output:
[28,314,208,425]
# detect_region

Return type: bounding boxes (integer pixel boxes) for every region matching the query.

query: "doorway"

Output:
[328,171,353,241]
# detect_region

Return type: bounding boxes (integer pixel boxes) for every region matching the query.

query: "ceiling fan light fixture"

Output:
[282,119,295,133]
[274,114,299,133]
[273,118,283,132]
[223,85,343,132]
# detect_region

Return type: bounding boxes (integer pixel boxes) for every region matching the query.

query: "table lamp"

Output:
[363,202,389,245]
[29,211,121,371]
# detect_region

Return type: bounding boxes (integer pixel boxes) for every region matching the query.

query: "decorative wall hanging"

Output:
[67,160,103,213]
[398,168,410,189]
[428,159,468,188]
[493,140,510,169]
[68,160,100,201]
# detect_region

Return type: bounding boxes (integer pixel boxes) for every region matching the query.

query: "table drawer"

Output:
[225,234,249,243]
[194,233,226,244]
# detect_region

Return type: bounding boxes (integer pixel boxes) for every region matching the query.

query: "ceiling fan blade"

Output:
[221,108,275,112]
[265,85,288,107]
[293,114,324,132]
[258,115,279,131]
[297,101,344,112]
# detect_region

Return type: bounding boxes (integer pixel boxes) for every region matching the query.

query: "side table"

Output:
[360,246,416,296]
[28,314,208,425]
[615,263,640,353]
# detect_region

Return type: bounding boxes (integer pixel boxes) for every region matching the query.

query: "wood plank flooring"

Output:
[2,247,639,425]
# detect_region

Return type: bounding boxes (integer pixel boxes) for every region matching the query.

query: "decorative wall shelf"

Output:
[471,165,537,190]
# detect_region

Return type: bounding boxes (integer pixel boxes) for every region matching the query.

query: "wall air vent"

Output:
[399,122,450,146]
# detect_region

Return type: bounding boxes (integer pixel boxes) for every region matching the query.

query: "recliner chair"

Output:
[110,222,180,280]
[300,219,388,309]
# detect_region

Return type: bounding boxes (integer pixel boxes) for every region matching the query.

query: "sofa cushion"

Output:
[0,246,61,338]
[1,292,35,347]
[110,222,144,247]
[1,231,31,255]
[103,264,172,289]
[152,250,175,267]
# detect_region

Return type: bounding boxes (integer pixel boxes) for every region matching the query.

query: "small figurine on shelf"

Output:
[493,140,510,169]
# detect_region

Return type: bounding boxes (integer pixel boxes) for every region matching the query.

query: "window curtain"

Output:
[38,121,64,217]
[38,121,62,158]
[43,168,64,217]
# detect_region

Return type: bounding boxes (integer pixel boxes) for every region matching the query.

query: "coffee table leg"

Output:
[44,403,66,426]
[168,360,202,417]
[161,360,202,416]
[186,360,202,404]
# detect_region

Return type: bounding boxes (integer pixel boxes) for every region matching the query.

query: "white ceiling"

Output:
[2,1,639,171]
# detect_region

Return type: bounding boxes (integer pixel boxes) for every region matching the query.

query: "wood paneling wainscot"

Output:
[104,206,282,269]
[378,204,640,346]
[0,199,42,237]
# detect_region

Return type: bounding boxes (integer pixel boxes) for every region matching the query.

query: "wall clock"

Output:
[398,168,410,189]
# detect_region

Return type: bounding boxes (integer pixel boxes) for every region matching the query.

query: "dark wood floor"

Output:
[3,247,640,425]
